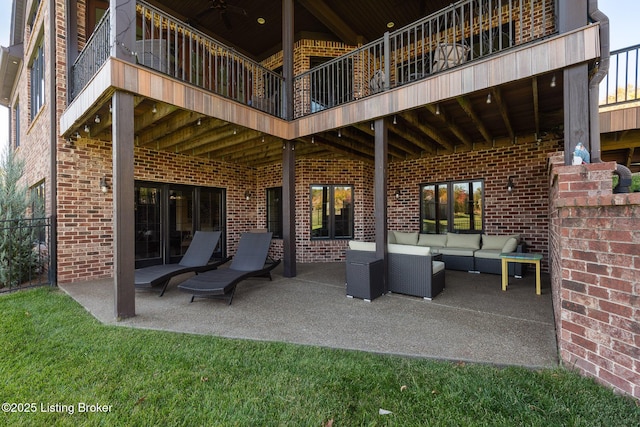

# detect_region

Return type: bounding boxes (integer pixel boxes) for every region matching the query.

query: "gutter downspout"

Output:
[48,0,57,285]
[587,0,609,163]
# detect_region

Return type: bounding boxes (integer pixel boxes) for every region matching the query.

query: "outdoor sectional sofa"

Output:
[388,231,526,276]
[346,241,446,300]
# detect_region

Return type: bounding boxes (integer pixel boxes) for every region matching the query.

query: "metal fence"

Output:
[600,44,640,106]
[0,217,52,293]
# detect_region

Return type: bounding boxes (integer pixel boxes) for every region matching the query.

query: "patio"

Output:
[60,263,558,368]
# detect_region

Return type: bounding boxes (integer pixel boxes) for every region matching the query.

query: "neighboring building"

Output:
[1,0,638,399]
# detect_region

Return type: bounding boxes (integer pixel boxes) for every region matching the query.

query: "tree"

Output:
[0,147,39,288]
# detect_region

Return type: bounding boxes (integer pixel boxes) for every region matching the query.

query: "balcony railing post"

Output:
[384,31,391,90]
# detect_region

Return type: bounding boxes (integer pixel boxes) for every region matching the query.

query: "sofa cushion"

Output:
[348,241,375,251]
[438,247,477,257]
[417,233,447,248]
[473,249,502,259]
[481,234,520,250]
[392,231,419,245]
[446,233,481,249]
[388,243,430,256]
[432,260,445,274]
[502,237,518,253]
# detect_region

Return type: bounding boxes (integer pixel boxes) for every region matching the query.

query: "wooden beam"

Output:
[146,119,230,151]
[425,104,473,148]
[457,96,493,145]
[532,77,541,138]
[136,110,205,146]
[402,110,454,152]
[626,147,635,169]
[492,87,515,142]
[352,123,417,160]
[388,118,436,156]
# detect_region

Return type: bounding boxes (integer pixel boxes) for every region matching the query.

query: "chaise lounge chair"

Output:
[177,231,281,305]
[135,230,230,296]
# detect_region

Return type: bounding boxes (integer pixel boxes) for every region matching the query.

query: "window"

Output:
[266,187,283,238]
[310,185,353,239]
[30,40,45,120]
[420,180,483,234]
[87,0,109,35]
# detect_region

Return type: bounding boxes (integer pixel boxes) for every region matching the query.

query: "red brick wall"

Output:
[389,140,559,269]
[549,154,640,399]
[256,158,374,263]
[56,140,256,283]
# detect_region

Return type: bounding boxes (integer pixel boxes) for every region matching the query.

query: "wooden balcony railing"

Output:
[600,44,640,106]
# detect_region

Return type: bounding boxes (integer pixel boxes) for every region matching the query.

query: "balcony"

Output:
[62,0,606,167]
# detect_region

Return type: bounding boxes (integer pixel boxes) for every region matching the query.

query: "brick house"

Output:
[1,0,638,399]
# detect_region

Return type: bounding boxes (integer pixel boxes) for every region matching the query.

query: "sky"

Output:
[0,0,638,151]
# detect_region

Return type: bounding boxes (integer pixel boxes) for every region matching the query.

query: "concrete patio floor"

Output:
[59,262,558,368]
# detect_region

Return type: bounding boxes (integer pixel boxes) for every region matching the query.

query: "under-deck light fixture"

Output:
[435,104,440,115]
[486,93,492,104]
[94,115,101,123]
[152,104,157,113]
[84,124,90,133]
[550,75,556,88]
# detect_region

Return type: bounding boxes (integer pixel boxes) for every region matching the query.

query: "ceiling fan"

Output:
[195,0,248,30]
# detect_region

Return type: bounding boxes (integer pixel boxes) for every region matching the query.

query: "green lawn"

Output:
[1,288,639,426]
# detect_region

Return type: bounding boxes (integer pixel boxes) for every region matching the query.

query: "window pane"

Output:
[452,182,471,231]
[421,185,437,233]
[266,187,283,238]
[169,188,193,258]
[135,186,161,261]
[437,185,448,233]
[333,186,353,238]
[311,186,330,238]
[472,181,483,231]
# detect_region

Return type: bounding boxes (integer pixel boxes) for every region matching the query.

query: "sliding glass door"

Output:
[135,182,226,267]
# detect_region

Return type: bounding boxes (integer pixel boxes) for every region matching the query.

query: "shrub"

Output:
[0,148,40,288]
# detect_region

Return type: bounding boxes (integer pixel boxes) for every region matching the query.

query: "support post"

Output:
[282,0,294,120]
[110,0,137,319]
[282,140,296,277]
[374,119,388,292]
[112,91,136,319]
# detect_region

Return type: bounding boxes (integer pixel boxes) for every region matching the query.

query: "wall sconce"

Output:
[100,176,109,193]
[394,189,401,200]
[244,190,251,200]
[506,176,515,193]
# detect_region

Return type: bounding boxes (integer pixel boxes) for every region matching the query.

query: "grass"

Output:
[1,288,639,426]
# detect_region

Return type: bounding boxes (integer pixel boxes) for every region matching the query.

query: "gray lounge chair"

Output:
[135,230,230,296]
[177,231,281,305]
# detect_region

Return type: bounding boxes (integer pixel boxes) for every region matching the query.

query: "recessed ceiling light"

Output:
[387,22,395,29]
[257,17,266,25]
